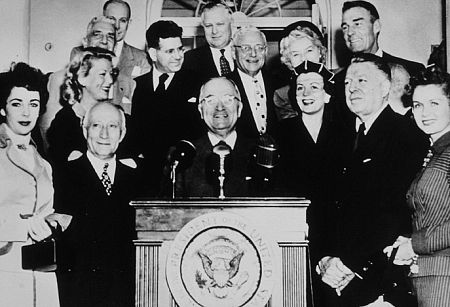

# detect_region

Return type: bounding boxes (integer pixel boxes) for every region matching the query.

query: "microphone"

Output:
[212,142,232,199]
[167,140,196,171]
[249,134,280,194]
[254,134,279,170]
[167,140,196,198]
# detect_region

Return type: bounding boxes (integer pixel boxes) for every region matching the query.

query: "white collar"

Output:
[114,40,124,58]
[86,151,117,184]
[375,48,383,57]
[238,69,263,84]
[152,66,175,90]
[207,130,237,149]
[355,103,388,134]
[210,45,234,73]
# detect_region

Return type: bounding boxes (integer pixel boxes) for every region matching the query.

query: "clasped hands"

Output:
[316,256,359,295]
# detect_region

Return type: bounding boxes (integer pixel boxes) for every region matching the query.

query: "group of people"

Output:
[0,0,449,306]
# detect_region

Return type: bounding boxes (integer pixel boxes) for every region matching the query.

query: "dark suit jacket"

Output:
[182,45,220,84]
[180,133,256,197]
[130,69,203,192]
[318,106,428,305]
[54,155,138,307]
[46,106,136,170]
[227,69,277,138]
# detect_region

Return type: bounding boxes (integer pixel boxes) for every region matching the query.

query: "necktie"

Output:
[155,73,169,96]
[101,163,112,196]
[352,122,366,153]
[253,78,267,134]
[219,49,231,76]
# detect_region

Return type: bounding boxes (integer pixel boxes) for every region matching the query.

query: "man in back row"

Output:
[182,0,234,84]
[102,0,150,114]
[130,20,202,193]
[333,0,425,119]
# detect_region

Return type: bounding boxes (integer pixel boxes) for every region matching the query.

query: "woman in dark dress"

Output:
[47,47,117,167]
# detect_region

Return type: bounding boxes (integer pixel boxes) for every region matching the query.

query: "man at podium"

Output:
[176,77,257,197]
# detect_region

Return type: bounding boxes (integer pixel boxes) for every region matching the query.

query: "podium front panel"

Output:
[132,198,309,307]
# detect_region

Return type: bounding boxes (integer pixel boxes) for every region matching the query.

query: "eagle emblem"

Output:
[195,236,249,298]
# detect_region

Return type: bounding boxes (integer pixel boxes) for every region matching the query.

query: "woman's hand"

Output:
[383,236,416,265]
[27,215,52,242]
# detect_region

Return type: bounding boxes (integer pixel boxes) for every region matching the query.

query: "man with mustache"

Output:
[315,53,427,306]
[130,20,202,194]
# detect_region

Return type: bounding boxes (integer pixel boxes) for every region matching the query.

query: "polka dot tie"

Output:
[253,78,267,134]
[101,163,112,196]
[219,49,231,76]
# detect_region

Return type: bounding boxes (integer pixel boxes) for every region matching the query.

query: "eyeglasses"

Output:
[201,95,240,107]
[235,44,267,55]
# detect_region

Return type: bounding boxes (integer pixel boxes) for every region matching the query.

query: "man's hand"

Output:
[316,256,356,294]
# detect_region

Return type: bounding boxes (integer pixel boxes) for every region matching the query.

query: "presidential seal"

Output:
[166,212,278,307]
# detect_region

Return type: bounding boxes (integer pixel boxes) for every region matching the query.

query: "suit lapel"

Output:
[204,47,220,77]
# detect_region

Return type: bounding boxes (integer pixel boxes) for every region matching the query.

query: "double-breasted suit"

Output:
[55,155,138,307]
[317,106,428,305]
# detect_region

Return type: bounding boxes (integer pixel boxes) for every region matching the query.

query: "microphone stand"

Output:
[218,155,226,199]
[170,160,179,199]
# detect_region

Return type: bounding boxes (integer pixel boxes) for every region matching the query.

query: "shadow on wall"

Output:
[333,28,353,69]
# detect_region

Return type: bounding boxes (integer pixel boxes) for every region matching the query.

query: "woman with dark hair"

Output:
[0,63,60,306]
[277,60,347,197]
[385,66,450,307]
[47,47,118,166]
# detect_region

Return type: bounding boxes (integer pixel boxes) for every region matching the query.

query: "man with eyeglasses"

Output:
[181,77,257,197]
[130,20,203,194]
[228,25,277,138]
[182,0,234,84]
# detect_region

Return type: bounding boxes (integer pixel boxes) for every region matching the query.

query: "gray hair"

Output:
[85,15,116,39]
[232,25,267,47]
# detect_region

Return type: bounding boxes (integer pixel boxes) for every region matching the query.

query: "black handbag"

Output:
[21,223,62,272]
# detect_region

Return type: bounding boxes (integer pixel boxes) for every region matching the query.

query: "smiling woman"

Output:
[0,63,60,307]
[46,47,118,167]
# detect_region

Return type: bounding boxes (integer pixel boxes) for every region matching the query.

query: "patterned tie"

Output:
[155,73,169,96]
[252,78,267,134]
[352,122,366,153]
[219,49,231,76]
[101,163,112,196]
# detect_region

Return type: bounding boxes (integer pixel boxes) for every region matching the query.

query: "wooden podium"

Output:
[132,198,309,307]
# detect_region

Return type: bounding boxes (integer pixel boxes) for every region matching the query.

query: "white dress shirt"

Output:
[238,69,267,134]
[207,130,237,150]
[152,67,175,91]
[86,151,117,184]
[210,45,234,75]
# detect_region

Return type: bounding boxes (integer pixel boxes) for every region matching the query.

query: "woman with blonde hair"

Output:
[47,47,117,166]
[274,21,327,120]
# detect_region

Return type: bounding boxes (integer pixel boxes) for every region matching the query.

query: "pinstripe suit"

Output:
[407,131,450,307]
